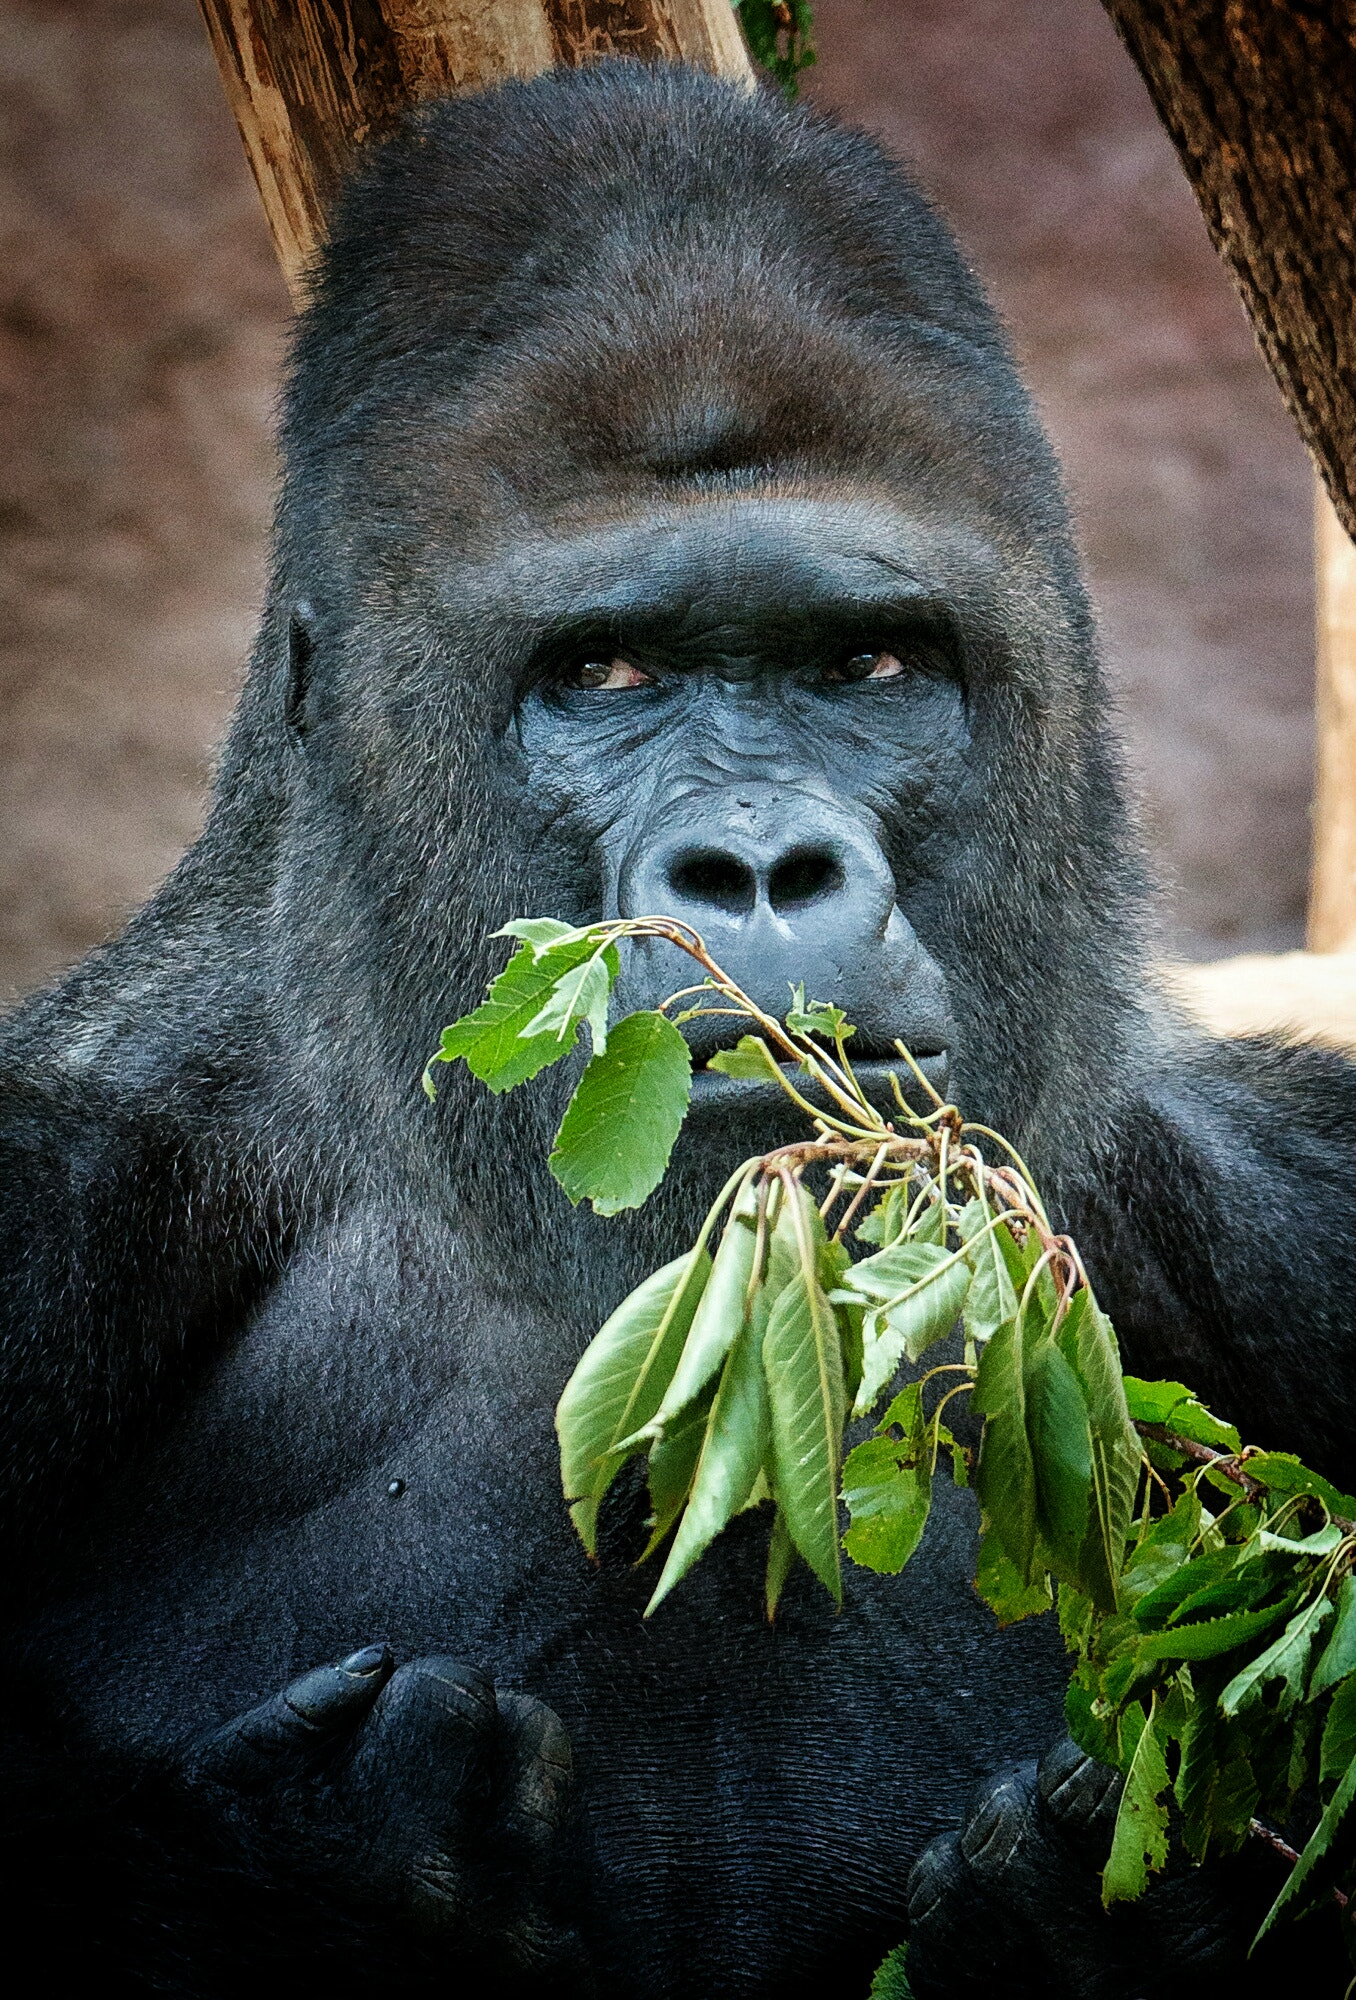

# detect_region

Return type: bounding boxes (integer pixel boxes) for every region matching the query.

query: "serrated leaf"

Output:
[763,1195,845,1604]
[1024,1335,1092,1588]
[1312,1577,1356,1698]
[521,945,618,1054]
[646,1306,772,1613]
[428,937,608,1093]
[972,1314,1038,1581]
[1122,1376,1241,1455]
[1102,1698,1171,1905]
[549,1009,692,1215]
[785,989,854,1042]
[556,1248,712,1553]
[868,1943,914,2000]
[1322,1674,1356,1788]
[1174,1695,1258,1862]
[492,916,585,952]
[842,1381,932,1574]
[1245,1453,1356,1523]
[1134,1549,1291,1632]
[842,1243,970,1416]
[644,1381,716,1554]
[1134,1599,1298,1662]
[1219,1594,1333,1716]
[957,1197,1019,1348]
[706,1035,786,1084]
[647,1181,762,1430]
[1255,1753,1356,1943]
[974,1531,1052,1625]
[765,1505,797,1619]
[1056,1293,1142,1613]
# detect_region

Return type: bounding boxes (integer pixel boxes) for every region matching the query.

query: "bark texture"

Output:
[1102,1,1356,543]
[197,0,750,296]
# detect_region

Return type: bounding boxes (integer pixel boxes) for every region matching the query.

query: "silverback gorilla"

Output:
[4,61,1356,1998]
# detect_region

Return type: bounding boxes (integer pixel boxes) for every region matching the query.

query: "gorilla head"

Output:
[252,61,1143,1234]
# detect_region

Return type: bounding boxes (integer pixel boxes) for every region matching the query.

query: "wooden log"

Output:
[1100,2,1356,547]
[197,0,751,299]
[1310,479,1356,951]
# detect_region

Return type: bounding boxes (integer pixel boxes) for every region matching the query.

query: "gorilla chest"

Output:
[34,1225,1071,1984]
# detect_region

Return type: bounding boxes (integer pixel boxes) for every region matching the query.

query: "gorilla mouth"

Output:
[691,1047,951,1117]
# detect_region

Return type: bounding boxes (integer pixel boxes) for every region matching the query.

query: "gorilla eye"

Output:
[568,657,653,691]
[828,650,906,683]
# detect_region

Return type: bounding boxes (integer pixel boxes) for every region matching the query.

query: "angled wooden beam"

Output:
[197,0,751,300]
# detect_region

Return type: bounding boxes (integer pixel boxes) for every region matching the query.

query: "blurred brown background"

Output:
[0,0,1317,1000]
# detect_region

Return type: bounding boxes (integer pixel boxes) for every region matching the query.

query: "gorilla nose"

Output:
[666,841,847,921]
[614,789,953,1080]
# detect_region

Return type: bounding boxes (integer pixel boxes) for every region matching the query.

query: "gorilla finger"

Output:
[187,1644,394,1791]
[347,1655,498,1812]
[957,1759,1038,1878]
[497,1691,573,1858]
[906,1830,970,1934]
[1037,1736,1122,1851]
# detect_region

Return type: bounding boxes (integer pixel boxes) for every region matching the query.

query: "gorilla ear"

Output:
[285,601,316,746]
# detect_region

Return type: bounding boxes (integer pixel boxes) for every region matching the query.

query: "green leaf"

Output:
[646,1309,772,1613]
[1024,1335,1092,1585]
[644,1381,716,1553]
[1322,1674,1356,1789]
[785,988,854,1042]
[556,1248,712,1553]
[492,916,584,951]
[548,1009,692,1214]
[974,1532,1052,1625]
[647,1181,762,1430]
[1133,1548,1290,1631]
[1102,1698,1171,1906]
[1312,1577,1356,1698]
[841,1243,970,1416]
[1255,1752,1356,1943]
[868,1943,914,2000]
[1245,1453,1356,1523]
[957,1197,1019,1348]
[706,1035,787,1084]
[1134,1600,1299,1663]
[521,945,618,1054]
[1174,1694,1258,1861]
[765,1505,797,1620]
[1056,1293,1143,1612]
[429,934,616,1094]
[1219,1595,1333,1717]
[1122,1376,1240,1456]
[763,1195,845,1604]
[842,1382,932,1574]
[972,1315,1038,1582]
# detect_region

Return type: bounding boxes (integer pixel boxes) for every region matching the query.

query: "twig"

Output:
[1248,1818,1350,1909]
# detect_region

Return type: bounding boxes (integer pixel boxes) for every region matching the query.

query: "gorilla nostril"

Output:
[768,846,843,911]
[668,848,757,915]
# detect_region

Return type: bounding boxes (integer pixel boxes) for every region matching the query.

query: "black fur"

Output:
[2,62,1353,1996]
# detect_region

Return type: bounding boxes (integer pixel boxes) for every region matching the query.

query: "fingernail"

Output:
[342,1644,390,1677]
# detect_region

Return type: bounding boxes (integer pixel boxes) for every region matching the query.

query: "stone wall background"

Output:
[0,0,1318,999]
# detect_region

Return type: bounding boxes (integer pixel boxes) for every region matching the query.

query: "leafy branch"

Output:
[426,915,1356,1969]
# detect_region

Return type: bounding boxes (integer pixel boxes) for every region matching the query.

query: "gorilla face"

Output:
[510,498,964,1113]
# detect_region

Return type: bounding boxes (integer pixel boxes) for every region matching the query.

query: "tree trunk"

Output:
[1100,2,1356,543]
[1101,4,1356,953]
[197,0,751,298]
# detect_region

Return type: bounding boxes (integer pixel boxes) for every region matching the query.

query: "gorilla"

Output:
[3,59,1355,1999]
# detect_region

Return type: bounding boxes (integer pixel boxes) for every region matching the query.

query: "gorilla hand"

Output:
[181,1647,589,1986]
[903,1737,1318,1999]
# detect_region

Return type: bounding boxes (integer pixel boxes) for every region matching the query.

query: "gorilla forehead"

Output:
[284,64,1072,567]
